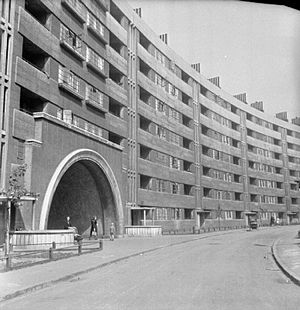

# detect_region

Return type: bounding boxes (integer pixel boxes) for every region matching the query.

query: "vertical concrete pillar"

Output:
[126,20,138,222]
[239,111,250,209]
[193,81,202,221]
[280,127,291,224]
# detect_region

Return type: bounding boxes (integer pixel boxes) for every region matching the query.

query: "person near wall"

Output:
[64,216,72,229]
[90,216,98,240]
[110,222,116,241]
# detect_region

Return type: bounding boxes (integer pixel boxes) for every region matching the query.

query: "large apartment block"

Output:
[0,0,299,242]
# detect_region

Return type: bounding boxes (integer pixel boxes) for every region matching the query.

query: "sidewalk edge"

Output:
[271,239,300,286]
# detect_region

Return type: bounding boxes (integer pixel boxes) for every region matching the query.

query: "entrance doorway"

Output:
[40,150,123,237]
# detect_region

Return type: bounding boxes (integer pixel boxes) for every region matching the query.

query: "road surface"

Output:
[3,227,300,310]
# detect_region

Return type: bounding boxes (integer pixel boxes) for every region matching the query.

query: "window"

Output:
[170,108,180,122]
[155,99,166,114]
[60,24,84,57]
[171,182,179,194]
[87,12,105,38]
[155,208,167,220]
[86,85,104,107]
[170,156,180,170]
[58,66,80,93]
[156,125,166,140]
[157,179,166,192]
[169,131,180,145]
[184,209,193,220]
[224,211,233,220]
[87,47,104,71]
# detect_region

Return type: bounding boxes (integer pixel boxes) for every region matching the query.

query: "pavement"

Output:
[0,227,300,304]
[272,228,300,285]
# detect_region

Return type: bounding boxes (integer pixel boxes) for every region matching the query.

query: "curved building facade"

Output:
[0,0,299,241]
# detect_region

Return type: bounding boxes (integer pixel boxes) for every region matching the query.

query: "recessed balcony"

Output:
[86,48,107,77]
[58,66,84,100]
[61,0,86,23]
[87,12,108,43]
[60,24,85,61]
[85,85,108,113]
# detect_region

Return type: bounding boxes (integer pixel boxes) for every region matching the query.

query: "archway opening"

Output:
[47,160,116,236]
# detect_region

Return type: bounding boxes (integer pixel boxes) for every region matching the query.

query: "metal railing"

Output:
[87,12,105,38]
[86,85,104,107]
[58,66,80,94]
[0,239,103,272]
[86,48,104,71]
[60,24,85,57]
[62,0,86,21]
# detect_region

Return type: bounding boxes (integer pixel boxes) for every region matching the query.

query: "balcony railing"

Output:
[86,48,105,76]
[87,12,107,43]
[60,24,85,60]
[58,66,83,100]
[85,85,108,112]
[62,0,86,23]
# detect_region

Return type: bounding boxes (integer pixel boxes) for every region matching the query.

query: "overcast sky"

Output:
[128,0,300,120]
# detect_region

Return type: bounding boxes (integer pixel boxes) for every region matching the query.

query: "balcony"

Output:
[87,12,108,43]
[60,24,85,61]
[62,0,86,23]
[58,66,84,100]
[85,85,108,113]
[95,0,108,11]
[86,48,107,77]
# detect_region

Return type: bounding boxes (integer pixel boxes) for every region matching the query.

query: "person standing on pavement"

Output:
[270,216,275,226]
[110,222,115,241]
[64,216,72,229]
[90,216,98,239]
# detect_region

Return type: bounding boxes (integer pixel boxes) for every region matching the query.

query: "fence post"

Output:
[78,243,82,255]
[5,255,11,270]
[49,247,53,260]
[99,239,103,250]
[52,241,56,249]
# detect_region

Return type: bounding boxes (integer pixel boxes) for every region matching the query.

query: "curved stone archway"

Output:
[39,149,123,236]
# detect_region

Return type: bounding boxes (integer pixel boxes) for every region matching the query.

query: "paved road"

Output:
[3,227,300,310]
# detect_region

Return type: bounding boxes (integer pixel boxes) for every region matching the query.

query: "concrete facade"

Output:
[0,0,300,242]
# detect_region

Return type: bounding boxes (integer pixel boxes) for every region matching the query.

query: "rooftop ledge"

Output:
[33,112,124,151]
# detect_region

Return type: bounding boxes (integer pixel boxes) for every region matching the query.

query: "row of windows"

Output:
[203,188,242,201]
[246,112,276,131]
[154,73,179,99]
[139,87,191,128]
[154,98,180,122]
[248,144,280,159]
[287,142,300,152]
[140,145,194,173]
[60,23,105,73]
[290,170,300,178]
[62,0,107,26]
[200,86,238,114]
[140,175,194,196]
[140,117,193,150]
[202,126,239,148]
[58,66,106,107]
[202,145,240,165]
[203,167,240,183]
[56,109,103,138]
[257,179,276,189]
[288,156,300,165]
[201,105,238,130]
[154,208,195,221]
[247,128,280,146]
[248,161,279,174]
